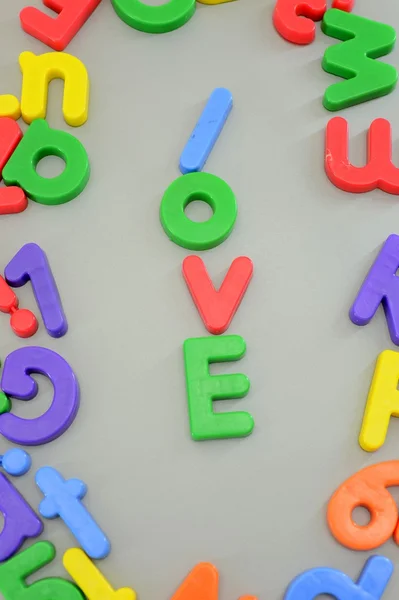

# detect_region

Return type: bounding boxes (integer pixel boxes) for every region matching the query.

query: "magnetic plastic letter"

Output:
[0,541,84,600]
[332,0,354,9]
[160,172,237,251]
[0,118,27,215]
[20,0,102,52]
[327,461,399,550]
[0,96,21,120]
[63,548,136,600]
[0,473,43,561]
[111,0,195,33]
[2,119,90,205]
[0,346,79,446]
[325,118,399,194]
[350,235,399,343]
[179,88,233,175]
[182,256,253,334]
[1,449,32,477]
[359,350,399,452]
[273,0,326,45]
[273,0,353,45]
[170,564,218,600]
[197,0,234,4]
[0,274,38,338]
[321,9,397,111]
[5,243,68,338]
[183,335,253,440]
[171,562,256,600]
[19,51,89,127]
[284,557,392,600]
[36,467,110,559]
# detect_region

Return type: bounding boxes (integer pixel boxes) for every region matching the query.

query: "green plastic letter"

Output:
[3,119,90,205]
[322,9,397,110]
[160,172,237,251]
[0,541,84,600]
[183,335,254,441]
[111,0,195,33]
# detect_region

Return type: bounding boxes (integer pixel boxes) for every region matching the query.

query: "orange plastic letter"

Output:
[327,460,399,550]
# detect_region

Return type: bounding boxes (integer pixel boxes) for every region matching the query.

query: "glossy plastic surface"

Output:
[19,51,89,127]
[36,467,110,559]
[160,172,237,250]
[182,255,253,334]
[5,243,68,338]
[63,548,136,600]
[284,558,393,600]
[322,9,397,110]
[183,335,253,440]
[0,118,27,215]
[326,118,399,194]
[3,119,90,206]
[273,0,353,45]
[358,350,399,452]
[111,0,195,33]
[327,461,399,550]
[1,449,32,477]
[0,541,84,600]
[0,346,79,445]
[350,234,399,344]
[20,0,102,52]
[0,276,38,338]
[179,88,233,175]
[0,473,42,561]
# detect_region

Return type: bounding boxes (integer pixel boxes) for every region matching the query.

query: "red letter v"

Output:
[182,255,253,335]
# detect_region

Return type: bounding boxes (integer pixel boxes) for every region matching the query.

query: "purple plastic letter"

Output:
[350,234,399,345]
[5,243,68,338]
[0,346,79,446]
[0,473,43,561]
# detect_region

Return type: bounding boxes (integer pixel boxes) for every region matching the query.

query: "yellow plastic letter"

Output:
[63,548,136,600]
[19,51,89,127]
[0,95,21,119]
[197,0,235,4]
[359,349,399,452]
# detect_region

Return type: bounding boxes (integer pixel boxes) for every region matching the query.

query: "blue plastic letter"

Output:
[179,88,233,175]
[285,557,393,600]
[36,466,110,559]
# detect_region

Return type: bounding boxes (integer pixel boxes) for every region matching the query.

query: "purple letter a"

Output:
[351,234,399,345]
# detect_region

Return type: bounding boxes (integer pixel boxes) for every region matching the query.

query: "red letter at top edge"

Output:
[182,256,253,335]
[20,0,102,52]
[273,0,353,45]
[325,117,399,194]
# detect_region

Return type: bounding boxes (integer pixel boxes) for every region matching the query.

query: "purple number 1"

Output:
[5,243,67,338]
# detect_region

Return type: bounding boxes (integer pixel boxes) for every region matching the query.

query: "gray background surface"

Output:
[1,0,399,598]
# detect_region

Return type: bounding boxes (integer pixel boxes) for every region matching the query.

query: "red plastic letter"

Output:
[182,256,253,335]
[325,117,399,194]
[20,0,102,52]
[273,0,327,44]
[332,0,354,9]
[273,0,353,44]
[0,118,27,215]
